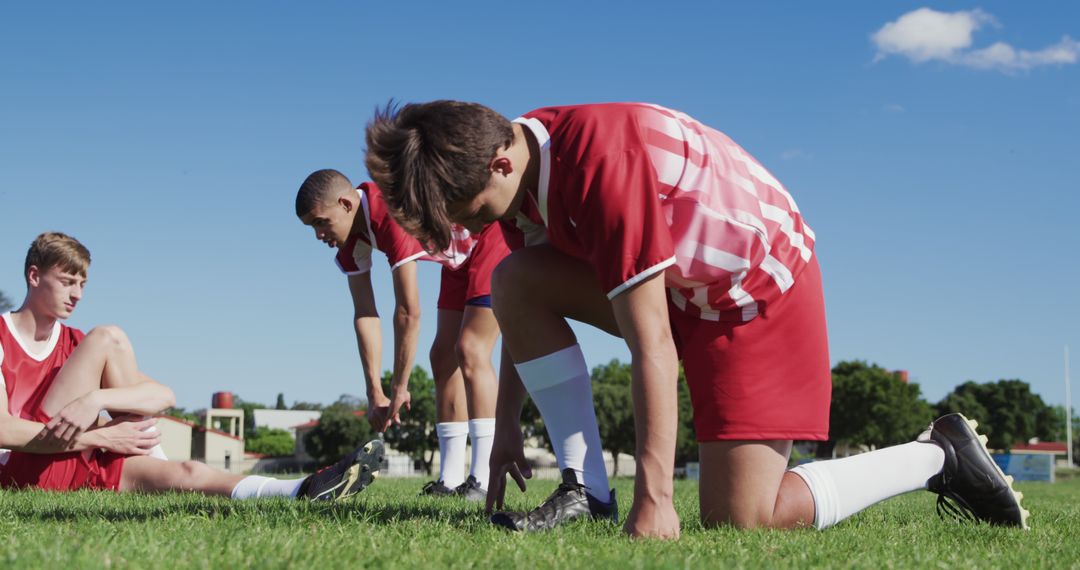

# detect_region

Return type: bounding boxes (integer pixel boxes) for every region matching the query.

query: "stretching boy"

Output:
[0,232,383,499]
[365,101,1028,538]
[296,169,521,499]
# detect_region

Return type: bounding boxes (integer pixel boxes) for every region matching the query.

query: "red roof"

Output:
[1011,441,1068,453]
[194,425,244,442]
[292,409,366,429]
[157,415,199,428]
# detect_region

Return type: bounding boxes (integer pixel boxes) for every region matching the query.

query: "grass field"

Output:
[2,476,1078,569]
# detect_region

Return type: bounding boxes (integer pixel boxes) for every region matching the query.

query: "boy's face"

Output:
[300,196,354,248]
[28,265,86,320]
[446,158,525,234]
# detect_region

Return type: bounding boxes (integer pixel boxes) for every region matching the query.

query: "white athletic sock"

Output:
[515,344,611,499]
[468,418,495,489]
[790,440,945,529]
[436,421,469,488]
[229,475,303,500]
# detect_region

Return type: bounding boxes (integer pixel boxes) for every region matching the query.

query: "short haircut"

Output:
[25,232,91,282]
[364,100,514,252]
[295,169,354,217]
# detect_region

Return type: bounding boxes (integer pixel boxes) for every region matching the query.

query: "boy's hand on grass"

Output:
[624,496,681,540]
[485,420,532,514]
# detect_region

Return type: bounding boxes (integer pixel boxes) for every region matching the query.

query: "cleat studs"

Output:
[364,443,373,453]
[966,419,979,429]
[372,471,379,479]
[1015,491,1024,501]
[1005,475,1014,484]
[978,434,989,445]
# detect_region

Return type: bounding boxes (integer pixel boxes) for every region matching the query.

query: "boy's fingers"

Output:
[510,464,528,493]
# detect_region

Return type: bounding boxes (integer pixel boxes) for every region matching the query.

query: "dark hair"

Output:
[364,100,514,252]
[25,232,91,283]
[295,169,353,217]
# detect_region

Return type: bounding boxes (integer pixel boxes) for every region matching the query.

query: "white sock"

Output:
[515,344,611,500]
[436,421,468,488]
[229,475,303,499]
[468,418,495,489]
[791,440,945,529]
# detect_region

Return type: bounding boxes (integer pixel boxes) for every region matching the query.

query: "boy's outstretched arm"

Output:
[384,261,422,430]
[610,272,681,540]
[347,271,388,431]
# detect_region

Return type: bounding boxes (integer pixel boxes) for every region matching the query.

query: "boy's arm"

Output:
[0,389,158,454]
[347,272,388,429]
[610,271,681,539]
[384,260,422,429]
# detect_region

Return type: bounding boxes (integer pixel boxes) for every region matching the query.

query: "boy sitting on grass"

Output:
[0,232,382,500]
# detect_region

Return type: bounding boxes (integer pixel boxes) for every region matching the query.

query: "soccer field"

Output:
[2,476,1077,569]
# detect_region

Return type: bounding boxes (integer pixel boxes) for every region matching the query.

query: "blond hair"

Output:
[24,232,91,282]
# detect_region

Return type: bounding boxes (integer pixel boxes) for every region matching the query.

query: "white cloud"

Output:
[871,8,1079,72]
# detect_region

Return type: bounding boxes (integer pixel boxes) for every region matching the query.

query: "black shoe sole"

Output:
[311,439,384,501]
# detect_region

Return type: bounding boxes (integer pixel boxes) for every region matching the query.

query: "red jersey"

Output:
[335,182,477,275]
[0,312,84,420]
[513,103,816,322]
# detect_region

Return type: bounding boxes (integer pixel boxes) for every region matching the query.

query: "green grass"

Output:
[1,476,1078,569]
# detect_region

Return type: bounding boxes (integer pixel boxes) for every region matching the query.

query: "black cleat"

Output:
[297,439,384,501]
[454,475,487,502]
[420,480,457,497]
[925,413,1030,529]
[490,468,617,532]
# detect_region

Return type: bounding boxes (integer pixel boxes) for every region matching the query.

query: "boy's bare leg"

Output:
[455,305,500,494]
[120,456,245,496]
[456,306,499,419]
[427,309,468,491]
[698,440,815,529]
[40,325,168,417]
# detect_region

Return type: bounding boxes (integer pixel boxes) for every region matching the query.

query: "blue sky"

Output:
[1,2,1077,411]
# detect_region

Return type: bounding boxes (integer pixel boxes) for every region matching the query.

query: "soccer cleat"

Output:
[490,468,617,532]
[420,480,457,497]
[454,475,487,502]
[924,413,1030,529]
[297,439,384,501]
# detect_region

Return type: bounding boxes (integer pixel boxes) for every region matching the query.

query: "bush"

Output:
[245,427,295,457]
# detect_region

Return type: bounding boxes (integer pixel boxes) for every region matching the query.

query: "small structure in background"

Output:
[156,416,193,461]
[1011,440,1070,467]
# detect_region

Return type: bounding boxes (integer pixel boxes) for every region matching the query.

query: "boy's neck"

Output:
[10,302,59,342]
[513,123,542,209]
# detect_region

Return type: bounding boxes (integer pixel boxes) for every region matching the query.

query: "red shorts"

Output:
[0,409,126,491]
[438,222,523,311]
[670,257,831,442]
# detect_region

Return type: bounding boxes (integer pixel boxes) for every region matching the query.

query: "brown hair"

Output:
[296,168,353,217]
[364,100,514,252]
[25,232,91,282]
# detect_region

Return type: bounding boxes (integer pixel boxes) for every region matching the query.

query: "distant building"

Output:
[253,409,321,437]
[157,416,194,461]
[1011,441,1071,467]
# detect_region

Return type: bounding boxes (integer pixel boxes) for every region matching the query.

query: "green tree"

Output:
[162,407,200,425]
[275,393,287,410]
[303,402,373,465]
[937,379,1058,450]
[826,361,934,454]
[245,427,295,456]
[0,290,13,313]
[381,366,439,474]
[291,401,324,411]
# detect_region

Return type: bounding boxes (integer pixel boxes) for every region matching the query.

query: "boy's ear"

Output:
[489,156,514,176]
[26,265,40,287]
[337,194,354,213]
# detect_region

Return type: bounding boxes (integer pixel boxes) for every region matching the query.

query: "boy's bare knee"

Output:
[89,325,130,350]
[178,460,209,487]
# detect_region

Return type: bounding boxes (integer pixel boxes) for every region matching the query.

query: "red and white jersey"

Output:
[335,182,477,275]
[513,103,816,322]
[0,312,84,420]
